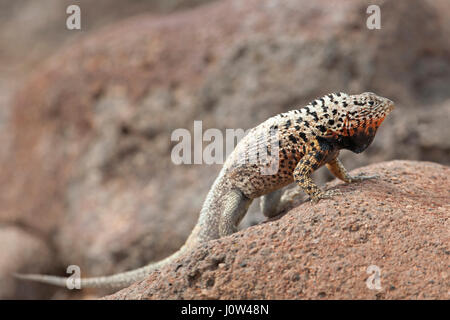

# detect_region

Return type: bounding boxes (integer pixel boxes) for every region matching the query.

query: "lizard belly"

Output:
[225,151,300,199]
[230,167,294,199]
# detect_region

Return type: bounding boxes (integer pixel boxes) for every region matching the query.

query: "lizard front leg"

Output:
[293,145,339,203]
[258,151,329,211]
[326,156,378,183]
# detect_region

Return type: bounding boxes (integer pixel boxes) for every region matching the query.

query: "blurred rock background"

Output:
[0,0,448,299]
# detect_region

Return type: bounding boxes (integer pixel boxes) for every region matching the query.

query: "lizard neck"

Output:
[337,131,377,153]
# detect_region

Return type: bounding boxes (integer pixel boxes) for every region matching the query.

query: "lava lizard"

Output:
[16,91,394,289]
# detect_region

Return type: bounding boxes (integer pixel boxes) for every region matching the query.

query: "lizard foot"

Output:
[348,173,379,183]
[309,189,343,203]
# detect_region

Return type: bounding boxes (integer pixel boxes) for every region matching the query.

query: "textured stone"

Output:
[106,161,450,300]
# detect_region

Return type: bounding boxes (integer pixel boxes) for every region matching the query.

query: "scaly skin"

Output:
[16,92,394,289]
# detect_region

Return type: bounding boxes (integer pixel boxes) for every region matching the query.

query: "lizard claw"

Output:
[348,173,379,183]
[309,189,343,203]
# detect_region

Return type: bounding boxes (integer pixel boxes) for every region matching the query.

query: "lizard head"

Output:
[325,92,395,153]
[345,92,394,126]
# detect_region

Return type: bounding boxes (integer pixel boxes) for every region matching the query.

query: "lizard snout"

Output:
[385,98,395,112]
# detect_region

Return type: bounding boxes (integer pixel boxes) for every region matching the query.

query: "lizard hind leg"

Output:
[260,187,305,218]
[260,189,283,218]
[218,189,253,237]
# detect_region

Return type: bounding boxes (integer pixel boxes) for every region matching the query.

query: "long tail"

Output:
[14,245,187,289]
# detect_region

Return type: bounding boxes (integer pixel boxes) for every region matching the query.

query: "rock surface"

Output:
[106,161,449,300]
[1,0,450,299]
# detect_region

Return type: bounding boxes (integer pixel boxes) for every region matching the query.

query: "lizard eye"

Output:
[368,101,374,106]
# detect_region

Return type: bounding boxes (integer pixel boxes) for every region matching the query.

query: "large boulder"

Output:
[106,161,450,299]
